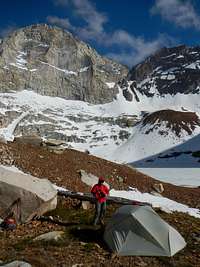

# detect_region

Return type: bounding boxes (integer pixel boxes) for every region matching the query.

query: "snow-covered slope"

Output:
[0,90,136,152]
[104,110,200,163]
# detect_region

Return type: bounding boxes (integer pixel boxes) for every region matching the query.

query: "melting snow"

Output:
[109,188,200,218]
[185,63,199,69]
[106,82,115,88]
[79,66,89,73]
[9,63,28,71]
[137,168,200,188]
[40,61,77,76]
[0,111,29,141]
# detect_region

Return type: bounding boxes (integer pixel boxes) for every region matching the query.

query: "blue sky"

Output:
[1,0,200,67]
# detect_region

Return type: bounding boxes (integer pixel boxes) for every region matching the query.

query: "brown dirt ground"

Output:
[1,141,199,208]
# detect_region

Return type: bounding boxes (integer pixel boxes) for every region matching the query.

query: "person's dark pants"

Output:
[93,201,106,225]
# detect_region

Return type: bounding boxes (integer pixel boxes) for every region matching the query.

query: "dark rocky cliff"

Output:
[120,45,200,101]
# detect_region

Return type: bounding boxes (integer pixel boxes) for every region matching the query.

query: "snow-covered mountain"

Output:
[0,90,136,152]
[120,45,200,102]
[105,109,200,164]
[0,25,200,186]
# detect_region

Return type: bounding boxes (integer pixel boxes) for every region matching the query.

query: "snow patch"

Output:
[109,188,200,218]
[40,61,77,76]
[106,82,115,88]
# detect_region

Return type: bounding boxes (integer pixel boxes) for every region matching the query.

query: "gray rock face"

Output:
[0,24,128,104]
[121,45,200,101]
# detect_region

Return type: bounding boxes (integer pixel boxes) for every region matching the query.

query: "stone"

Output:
[1,261,32,267]
[79,169,110,188]
[0,166,57,223]
[33,231,65,242]
[81,201,92,210]
[43,139,65,146]
[152,183,164,194]
[116,176,124,183]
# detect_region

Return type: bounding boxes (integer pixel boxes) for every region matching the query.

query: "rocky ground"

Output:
[0,199,199,267]
[0,140,200,266]
[1,141,199,207]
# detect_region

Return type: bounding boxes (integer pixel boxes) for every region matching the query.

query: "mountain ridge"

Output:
[120,44,200,102]
[0,23,128,104]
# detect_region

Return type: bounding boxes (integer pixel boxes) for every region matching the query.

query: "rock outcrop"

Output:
[0,24,128,104]
[121,45,200,101]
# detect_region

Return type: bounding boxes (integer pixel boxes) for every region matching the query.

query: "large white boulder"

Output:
[0,166,57,223]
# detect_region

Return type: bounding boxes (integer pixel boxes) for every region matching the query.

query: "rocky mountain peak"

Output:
[142,110,200,138]
[0,24,128,104]
[120,45,200,102]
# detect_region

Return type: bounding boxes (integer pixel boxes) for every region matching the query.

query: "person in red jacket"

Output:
[91,177,109,226]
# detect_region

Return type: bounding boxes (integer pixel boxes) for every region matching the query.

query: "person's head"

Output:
[98,176,105,184]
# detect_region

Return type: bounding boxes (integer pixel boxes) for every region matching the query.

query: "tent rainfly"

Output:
[0,166,57,223]
[104,205,186,256]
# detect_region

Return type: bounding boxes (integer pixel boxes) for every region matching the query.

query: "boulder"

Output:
[42,139,65,147]
[79,169,110,188]
[152,183,164,194]
[0,166,57,223]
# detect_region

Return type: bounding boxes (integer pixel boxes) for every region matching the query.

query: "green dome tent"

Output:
[104,205,186,256]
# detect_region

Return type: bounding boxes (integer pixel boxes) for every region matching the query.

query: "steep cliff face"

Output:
[0,24,128,104]
[120,45,200,102]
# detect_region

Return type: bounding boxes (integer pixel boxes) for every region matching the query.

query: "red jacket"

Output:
[91,183,109,203]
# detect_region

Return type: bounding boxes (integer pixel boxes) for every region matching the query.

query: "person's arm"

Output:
[102,185,109,196]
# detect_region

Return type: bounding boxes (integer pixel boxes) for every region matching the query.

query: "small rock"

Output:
[43,139,65,146]
[191,233,200,242]
[117,176,124,183]
[135,257,148,266]
[81,201,92,210]
[1,261,32,267]
[94,243,101,249]
[33,231,65,242]
[52,149,65,155]
[152,183,164,194]
[80,241,87,246]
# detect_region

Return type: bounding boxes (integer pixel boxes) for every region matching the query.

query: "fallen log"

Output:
[58,190,151,206]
